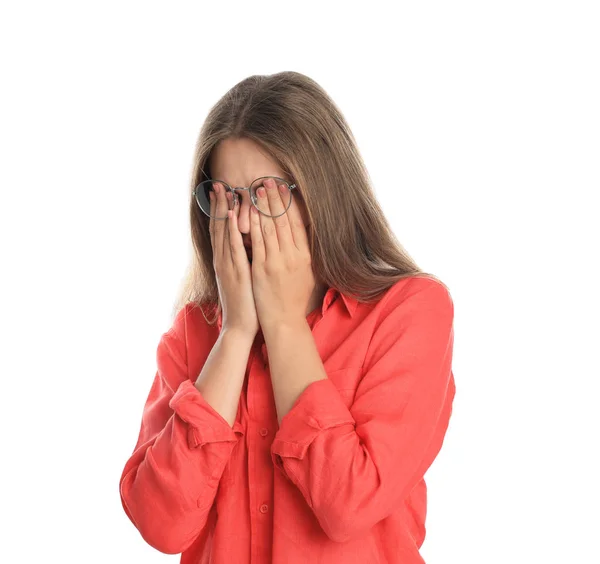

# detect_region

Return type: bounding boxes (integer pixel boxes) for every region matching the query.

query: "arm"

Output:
[262,319,328,427]
[194,326,255,427]
[268,278,456,543]
[119,306,253,554]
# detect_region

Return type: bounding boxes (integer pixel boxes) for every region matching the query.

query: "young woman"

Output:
[119,71,456,564]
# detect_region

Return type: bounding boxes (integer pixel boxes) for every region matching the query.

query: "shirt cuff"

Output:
[271,378,355,463]
[169,379,243,449]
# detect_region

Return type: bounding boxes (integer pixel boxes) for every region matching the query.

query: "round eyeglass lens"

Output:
[250,177,292,216]
[194,180,234,219]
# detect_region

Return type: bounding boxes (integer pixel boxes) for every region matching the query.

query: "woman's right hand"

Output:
[208,182,260,340]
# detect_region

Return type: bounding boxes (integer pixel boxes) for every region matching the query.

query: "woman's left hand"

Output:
[249,177,315,331]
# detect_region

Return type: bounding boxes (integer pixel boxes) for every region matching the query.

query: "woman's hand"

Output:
[208,182,259,339]
[249,178,315,331]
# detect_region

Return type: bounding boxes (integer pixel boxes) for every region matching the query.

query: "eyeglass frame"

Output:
[193,176,299,220]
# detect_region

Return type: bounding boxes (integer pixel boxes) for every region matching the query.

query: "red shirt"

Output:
[119,275,456,563]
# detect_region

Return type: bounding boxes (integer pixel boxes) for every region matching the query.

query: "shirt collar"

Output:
[322,286,358,318]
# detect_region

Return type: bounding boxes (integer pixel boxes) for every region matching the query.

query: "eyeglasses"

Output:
[193,176,298,220]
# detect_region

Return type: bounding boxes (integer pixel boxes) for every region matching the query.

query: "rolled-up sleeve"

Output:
[119,305,243,554]
[270,278,456,543]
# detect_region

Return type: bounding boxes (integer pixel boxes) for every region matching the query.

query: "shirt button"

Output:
[259,427,268,437]
[259,504,269,513]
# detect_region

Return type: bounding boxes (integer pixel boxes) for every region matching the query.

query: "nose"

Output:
[232,193,251,240]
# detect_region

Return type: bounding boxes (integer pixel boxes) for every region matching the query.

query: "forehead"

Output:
[208,137,291,185]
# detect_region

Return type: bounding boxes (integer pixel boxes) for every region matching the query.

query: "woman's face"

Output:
[208,137,311,260]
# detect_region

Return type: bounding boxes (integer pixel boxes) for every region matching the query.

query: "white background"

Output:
[1,1,598,562]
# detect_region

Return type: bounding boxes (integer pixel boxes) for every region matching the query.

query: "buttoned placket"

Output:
[246,336,276,563]
[216,287,341,562]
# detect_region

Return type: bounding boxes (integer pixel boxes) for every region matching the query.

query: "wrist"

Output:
[220,327,257,348]
[261,318,308,340]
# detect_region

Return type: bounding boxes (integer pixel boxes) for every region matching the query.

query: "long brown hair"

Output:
[173,71,440,324]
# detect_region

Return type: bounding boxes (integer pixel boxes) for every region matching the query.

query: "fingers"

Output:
[226,196,246,267]
[209,183,223,267]
[209,182,246,271]
[263,177,294,253]
[251,178,296,261]
[217,183,231,259]
[249,194,264,263]
[209,188,216,260]
[209,182,227,265]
